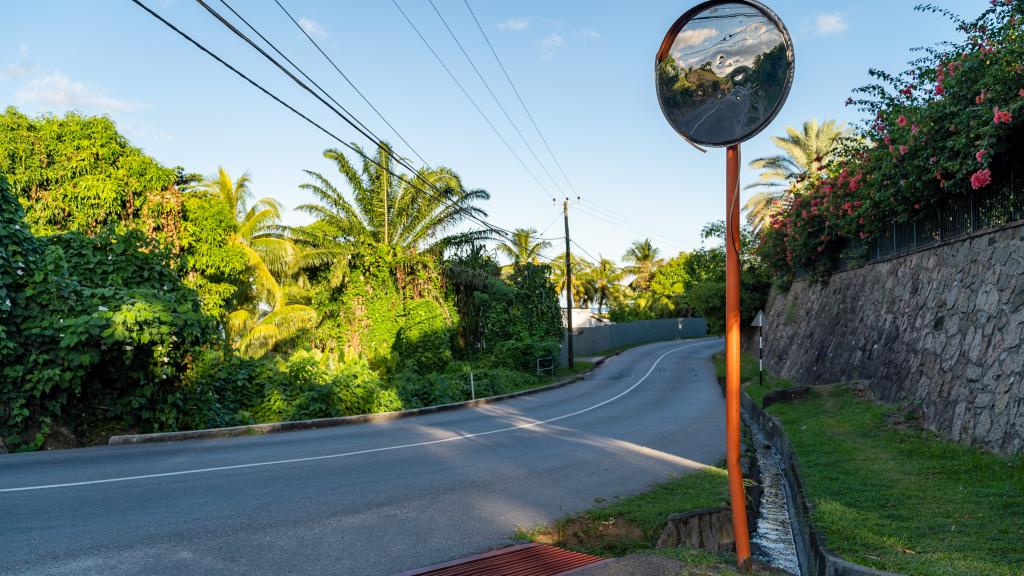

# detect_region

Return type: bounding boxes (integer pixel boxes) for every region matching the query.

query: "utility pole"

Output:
[563,198,574,369]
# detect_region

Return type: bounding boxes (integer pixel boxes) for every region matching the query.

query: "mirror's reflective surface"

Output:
[657,2,792,146]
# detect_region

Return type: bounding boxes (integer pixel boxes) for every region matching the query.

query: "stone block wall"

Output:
[757,223,1024,456]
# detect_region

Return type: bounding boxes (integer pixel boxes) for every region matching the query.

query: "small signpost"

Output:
[751,310,765,387]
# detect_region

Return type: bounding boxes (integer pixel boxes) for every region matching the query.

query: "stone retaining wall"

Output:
[756,222,1024,455]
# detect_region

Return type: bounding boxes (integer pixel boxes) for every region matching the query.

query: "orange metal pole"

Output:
[726,144,752,571]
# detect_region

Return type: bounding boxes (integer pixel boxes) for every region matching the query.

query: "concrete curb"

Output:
[108,353,623,446]
[742,392,904,576]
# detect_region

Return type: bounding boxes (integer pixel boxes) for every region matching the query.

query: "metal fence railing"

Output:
[836,168,1023,271]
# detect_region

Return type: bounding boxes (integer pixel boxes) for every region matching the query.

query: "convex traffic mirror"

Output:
[655,0,794,148]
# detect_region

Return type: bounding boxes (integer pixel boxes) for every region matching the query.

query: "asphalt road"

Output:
[0,338,726,576]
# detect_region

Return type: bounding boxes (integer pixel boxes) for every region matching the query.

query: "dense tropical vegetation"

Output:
[2,106,747,451]
[0,107,750,451]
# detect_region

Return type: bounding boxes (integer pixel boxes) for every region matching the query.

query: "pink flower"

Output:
[911,124,919,134]
[914,203,922,210]
[976,91,987,104]
[883,133,892,145]
[935,84,945,95]
[900,85,914,97]
[994,107,1013,124]
[971,168,992,190]
[900,145,909,155]
[976,149,987,163]
[854,201,863,208]
[897,115,908,127]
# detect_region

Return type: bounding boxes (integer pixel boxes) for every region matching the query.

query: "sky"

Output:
[0,0,990,265]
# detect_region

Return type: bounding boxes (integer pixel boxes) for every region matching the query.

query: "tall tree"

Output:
[622,239,662,292]
[584,257,624,314]
[550,252,594,307]
[200,168,315,358]
[296,145,491,297]
[744,119,851,231]
[496,228,551,272]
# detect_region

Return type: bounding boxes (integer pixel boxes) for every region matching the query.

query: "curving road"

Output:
[0,338,726,576]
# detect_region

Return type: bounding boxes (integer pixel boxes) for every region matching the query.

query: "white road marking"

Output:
[0,341,709,493]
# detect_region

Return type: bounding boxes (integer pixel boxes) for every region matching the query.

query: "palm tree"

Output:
[744,119,851,231]
[496,228,551,272]
[550,253,594,307]
[622,239,662,292]
[201,167,316,357]
[296,144,491,297]
[584,257,624,314]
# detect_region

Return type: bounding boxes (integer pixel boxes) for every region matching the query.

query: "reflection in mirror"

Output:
[657,2,792,146]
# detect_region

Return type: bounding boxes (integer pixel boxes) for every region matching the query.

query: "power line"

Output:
[191,0,515,242]
[132,0,514,245]
[580,198,689,245]
[390,0,555,203]
[463,0,577,196]
[428,0,564,197]
[270,0,431,169]
[570,238,602,264]
[573,204,684,253]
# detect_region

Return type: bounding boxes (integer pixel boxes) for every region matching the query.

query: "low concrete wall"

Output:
[561,317,708,364]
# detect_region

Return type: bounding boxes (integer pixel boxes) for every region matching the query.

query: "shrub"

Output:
[1,175,215,449]
[487,339,560,372]
[394,299,453,373]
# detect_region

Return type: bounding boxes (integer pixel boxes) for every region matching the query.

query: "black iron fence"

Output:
[835,168,1023,271]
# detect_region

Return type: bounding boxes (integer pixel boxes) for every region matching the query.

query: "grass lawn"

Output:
[553,360,593,379]
[714,353,1024,576]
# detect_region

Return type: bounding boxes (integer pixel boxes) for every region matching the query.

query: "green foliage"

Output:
[0,175,215,449]
[179,192,250,319]
[487,339,560,372]
[394,299,453,373]
[183,350,402,426]
[686,280,727,333]
[759,2,1024,279]
[0,107,180,239]
[477,263,562,362]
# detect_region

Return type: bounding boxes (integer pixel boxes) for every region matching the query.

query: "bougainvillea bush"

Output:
[759,1,1024,279]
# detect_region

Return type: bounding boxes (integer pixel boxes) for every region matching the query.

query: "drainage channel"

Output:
[749,421,803,575]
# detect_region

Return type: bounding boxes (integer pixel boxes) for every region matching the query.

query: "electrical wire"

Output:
[270,0,431,169]
[391,0,556,203]
[463,0,577,196]
[131,0,516,245]
[192,0,523,244]
[573,204,684,253]
[579,198,689,245]
[428,0,564,197]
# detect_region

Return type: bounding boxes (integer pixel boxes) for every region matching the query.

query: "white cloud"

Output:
[673,27,719,48]
[497,17,530,31]
[540,33,566,60]
[576,29,602,40]
[14,72,146,114]
[0,62,31,80]
[298,17,328,39]
[814,13,848,35]
[1,44,33,80]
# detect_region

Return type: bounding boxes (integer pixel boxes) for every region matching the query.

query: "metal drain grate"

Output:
[396,543,608,576]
